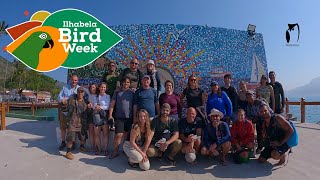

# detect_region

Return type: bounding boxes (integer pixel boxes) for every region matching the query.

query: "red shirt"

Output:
[231,120,254,145]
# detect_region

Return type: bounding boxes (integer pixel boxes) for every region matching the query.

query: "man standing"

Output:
[146,60,161,97]
[258,104,293,166]
[117,57,143,91]
[102,61,119,97]
[147,103,182,165]
[221,74,238,123]
[179,107,202,164]
[133,75,160,121]
[268,71,285,114]
[57,75,81,150]
[65,87,88,160]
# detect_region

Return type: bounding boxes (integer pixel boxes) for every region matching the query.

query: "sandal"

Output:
[166,157,177,166]
[128,161,138,168]
[109,152,119,159]
[104,151,109,156]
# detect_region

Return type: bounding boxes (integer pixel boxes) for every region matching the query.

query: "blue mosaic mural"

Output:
[69,24,268,93]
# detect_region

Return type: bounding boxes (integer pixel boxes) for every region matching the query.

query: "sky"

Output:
[0,0,319,91]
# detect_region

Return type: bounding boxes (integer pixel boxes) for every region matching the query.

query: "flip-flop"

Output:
[109,152,119,159]
[128,161,138,168]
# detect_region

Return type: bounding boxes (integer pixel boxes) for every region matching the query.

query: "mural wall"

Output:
[69,24,268,93]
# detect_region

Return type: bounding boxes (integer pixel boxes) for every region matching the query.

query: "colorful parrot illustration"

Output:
[11,31,54,69]
[6,26,68,71]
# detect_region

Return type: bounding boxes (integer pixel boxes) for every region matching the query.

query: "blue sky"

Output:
[0,0,319,90]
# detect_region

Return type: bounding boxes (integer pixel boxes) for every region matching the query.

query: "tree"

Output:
[0,20,9,37]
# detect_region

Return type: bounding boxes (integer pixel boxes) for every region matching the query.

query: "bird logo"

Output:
[5,9,123,72]
[286,23,300,44]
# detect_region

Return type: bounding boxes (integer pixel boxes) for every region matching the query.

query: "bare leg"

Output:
[102,124,109,156]
[94,126,101,154]
[88,123,95,151]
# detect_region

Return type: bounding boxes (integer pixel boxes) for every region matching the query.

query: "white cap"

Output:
[147,60,155,65]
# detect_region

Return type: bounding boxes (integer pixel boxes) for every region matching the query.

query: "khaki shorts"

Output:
[66,131,85,142]
[59,113,68,130]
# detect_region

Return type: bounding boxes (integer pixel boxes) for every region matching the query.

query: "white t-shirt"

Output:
[94,93,110,110]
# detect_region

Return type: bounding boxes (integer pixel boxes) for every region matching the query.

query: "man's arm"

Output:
[275,115,294,146]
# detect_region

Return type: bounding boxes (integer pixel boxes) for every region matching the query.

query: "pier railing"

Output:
[285,97,320,123]
[0,102,5,130]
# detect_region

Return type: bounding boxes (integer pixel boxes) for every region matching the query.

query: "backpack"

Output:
[287,120,298,147]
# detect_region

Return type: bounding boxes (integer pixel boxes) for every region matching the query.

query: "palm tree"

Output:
[0,20,9,37]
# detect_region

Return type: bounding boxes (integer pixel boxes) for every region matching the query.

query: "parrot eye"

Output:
[39,33,47,40]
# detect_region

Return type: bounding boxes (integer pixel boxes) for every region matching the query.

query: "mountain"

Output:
[0,56,15,88]
[286,77,320,97]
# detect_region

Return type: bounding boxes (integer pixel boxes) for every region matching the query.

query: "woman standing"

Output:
[87,83,99,151]
[123,109,152,170]
[256,75,275,111]
[93,82,111,156]
[159,80,181,121]
[238,81,248,111]
[206,81,232,122]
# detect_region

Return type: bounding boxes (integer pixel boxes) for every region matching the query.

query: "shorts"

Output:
[260,143,289,160]
[115,118,133,134]
[66,131,85,142]
[59,112,68,130]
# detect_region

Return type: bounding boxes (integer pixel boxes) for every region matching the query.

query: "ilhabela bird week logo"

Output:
[5,9,123,72]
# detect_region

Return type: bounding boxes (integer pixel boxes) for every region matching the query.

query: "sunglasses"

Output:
[190,79,197,81]
[211,115,220,118]
[109,64,115,67]
[130,62,139,65]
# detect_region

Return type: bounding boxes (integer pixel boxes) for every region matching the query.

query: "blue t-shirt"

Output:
[133,87,158,117]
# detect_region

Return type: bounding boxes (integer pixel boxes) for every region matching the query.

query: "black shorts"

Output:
[115,118,132,134]
[260,143,289,160]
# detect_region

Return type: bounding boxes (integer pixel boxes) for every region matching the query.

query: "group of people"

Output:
[57,57,293,170]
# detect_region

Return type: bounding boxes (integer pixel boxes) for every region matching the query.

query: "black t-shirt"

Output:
[151,116,178,143]
[221,86,238,111]
[183,88,204,108]
[179,117,203,138]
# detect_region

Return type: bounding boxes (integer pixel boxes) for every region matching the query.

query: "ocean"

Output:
[287,96,320,124]
[6,96,320,124]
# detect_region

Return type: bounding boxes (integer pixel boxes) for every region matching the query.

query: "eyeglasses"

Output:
[130,62,139,65]
[190,79,196,82]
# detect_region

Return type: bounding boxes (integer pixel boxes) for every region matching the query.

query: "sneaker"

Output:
[66,152,74,160]
[256,148,262,154]
[59,141,66,150]
[110,124,115,131]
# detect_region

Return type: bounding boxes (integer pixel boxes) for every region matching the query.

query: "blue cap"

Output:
[211,81,219,86]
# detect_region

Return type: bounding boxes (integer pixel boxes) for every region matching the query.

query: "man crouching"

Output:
[258,104,293,166]
[201,108,231,166]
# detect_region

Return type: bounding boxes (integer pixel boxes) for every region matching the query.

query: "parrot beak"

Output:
[43,39,54,49]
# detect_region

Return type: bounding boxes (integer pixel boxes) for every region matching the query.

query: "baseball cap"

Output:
[77,86,84,92]
[147,60,155,65]
[142,75,150,79]
[211,81,219,86]
[246,90,255,95]
[161,103,171,110]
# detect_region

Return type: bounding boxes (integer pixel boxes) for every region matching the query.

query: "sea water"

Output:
[287,96,320,124]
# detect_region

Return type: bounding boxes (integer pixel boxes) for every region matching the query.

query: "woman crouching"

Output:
[123,109,152,170]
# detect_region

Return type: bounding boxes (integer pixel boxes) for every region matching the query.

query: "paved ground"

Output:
[0,117,319,180]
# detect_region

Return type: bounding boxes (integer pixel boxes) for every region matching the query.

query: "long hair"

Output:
[211,85,222,97]
[89,83,99,95]
[187,75,198,89]
[134,109,152,138]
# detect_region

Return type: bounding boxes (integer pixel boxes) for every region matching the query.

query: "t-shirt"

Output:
[269,81,285,113]
[133,87,158,117]
[151,116,178,143]
[118,68,143,89]
[112,89,134,119]
[103,74,118,97]
[221,86,238,112]
[159,93,181,116]
[183,88,204,108]
[179,117,203,138]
